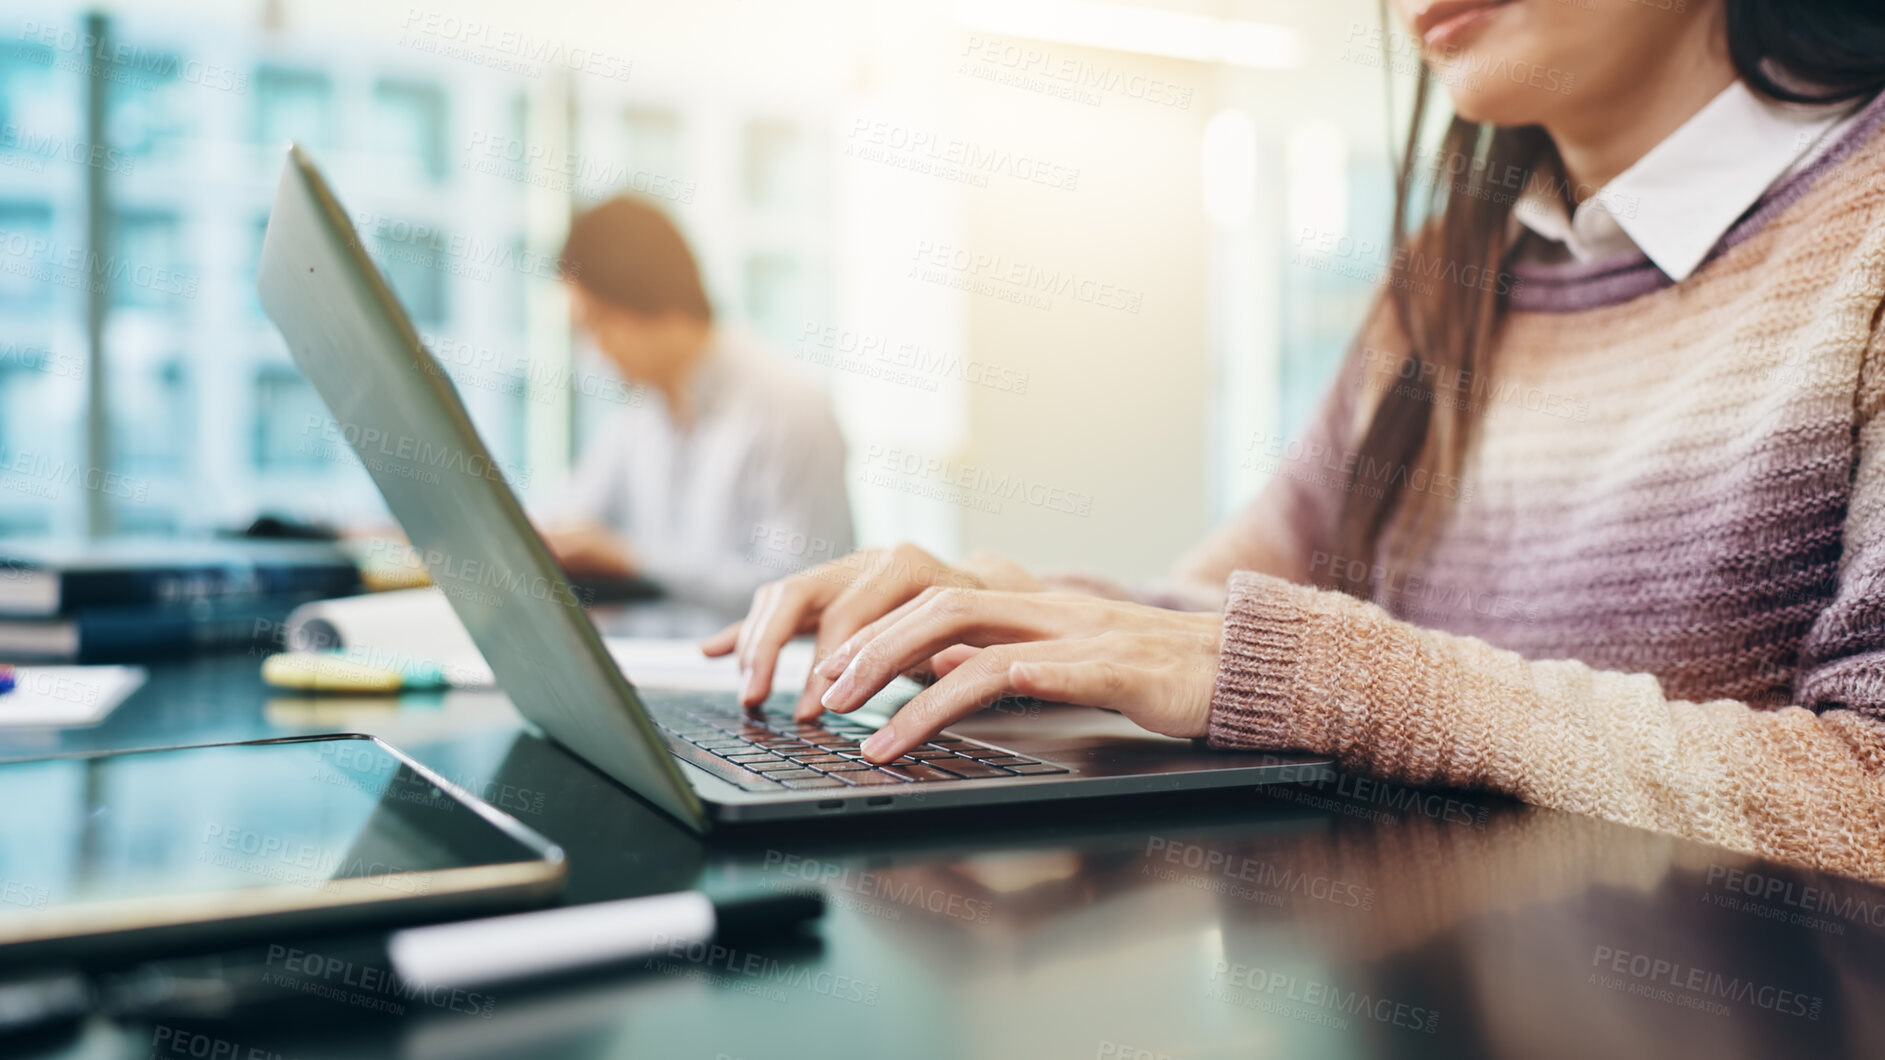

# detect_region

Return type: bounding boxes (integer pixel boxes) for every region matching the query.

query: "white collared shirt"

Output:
[1512,80,1869,281]
[556,326,855,611]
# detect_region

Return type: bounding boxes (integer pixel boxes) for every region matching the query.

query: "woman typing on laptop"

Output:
[708,0,1885,882]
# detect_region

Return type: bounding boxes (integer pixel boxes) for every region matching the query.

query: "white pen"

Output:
[389,890,820,989]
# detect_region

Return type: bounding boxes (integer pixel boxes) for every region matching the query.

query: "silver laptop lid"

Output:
[256,144,708,833]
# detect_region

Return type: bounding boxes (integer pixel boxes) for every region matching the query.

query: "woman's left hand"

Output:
[807,588,1226,763]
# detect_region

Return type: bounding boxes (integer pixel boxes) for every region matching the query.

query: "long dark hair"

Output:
[1329,0,1885,595]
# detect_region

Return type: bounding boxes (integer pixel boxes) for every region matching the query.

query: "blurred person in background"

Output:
[708,0,1885,885]
[540,197,853,611]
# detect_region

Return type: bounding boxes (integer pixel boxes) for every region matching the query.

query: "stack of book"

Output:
[0,540,363,663]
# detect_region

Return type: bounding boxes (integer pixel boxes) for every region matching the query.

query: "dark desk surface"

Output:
[10,604,1885,1060]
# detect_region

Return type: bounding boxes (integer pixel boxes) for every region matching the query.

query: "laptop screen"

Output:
[255,145,707,832]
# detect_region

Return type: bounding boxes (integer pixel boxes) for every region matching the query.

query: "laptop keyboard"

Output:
[648,696,1071,792]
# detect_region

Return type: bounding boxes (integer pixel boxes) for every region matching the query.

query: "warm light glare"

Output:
[1202,109,1258,229]
[1285,121,1349,242]
[952,0,1306,69]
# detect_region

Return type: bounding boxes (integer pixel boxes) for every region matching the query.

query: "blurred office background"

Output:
[0,0,1407,582]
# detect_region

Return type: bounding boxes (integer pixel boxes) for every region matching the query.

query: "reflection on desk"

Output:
[5,601,1884,1059]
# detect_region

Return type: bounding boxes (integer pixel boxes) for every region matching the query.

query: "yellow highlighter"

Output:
[261,652,451,694]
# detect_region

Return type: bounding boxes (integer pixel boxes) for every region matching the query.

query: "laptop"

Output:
[256,144,1331,833]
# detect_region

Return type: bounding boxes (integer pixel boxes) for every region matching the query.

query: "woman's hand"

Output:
[808,588,1224,763]
[700,544,1043,718]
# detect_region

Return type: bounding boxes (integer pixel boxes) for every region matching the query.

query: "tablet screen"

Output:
[0,737,563,961]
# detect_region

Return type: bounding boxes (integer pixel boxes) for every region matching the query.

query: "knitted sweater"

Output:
[1186,90,1885,883]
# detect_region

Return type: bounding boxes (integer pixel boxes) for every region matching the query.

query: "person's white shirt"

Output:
[1511,79,1870,280]
[559,326,854,611]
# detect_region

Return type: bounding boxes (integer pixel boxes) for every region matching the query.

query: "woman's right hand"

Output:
[700,544,1042,721]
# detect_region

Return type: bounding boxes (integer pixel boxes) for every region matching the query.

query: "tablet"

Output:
[0,735,566,968]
